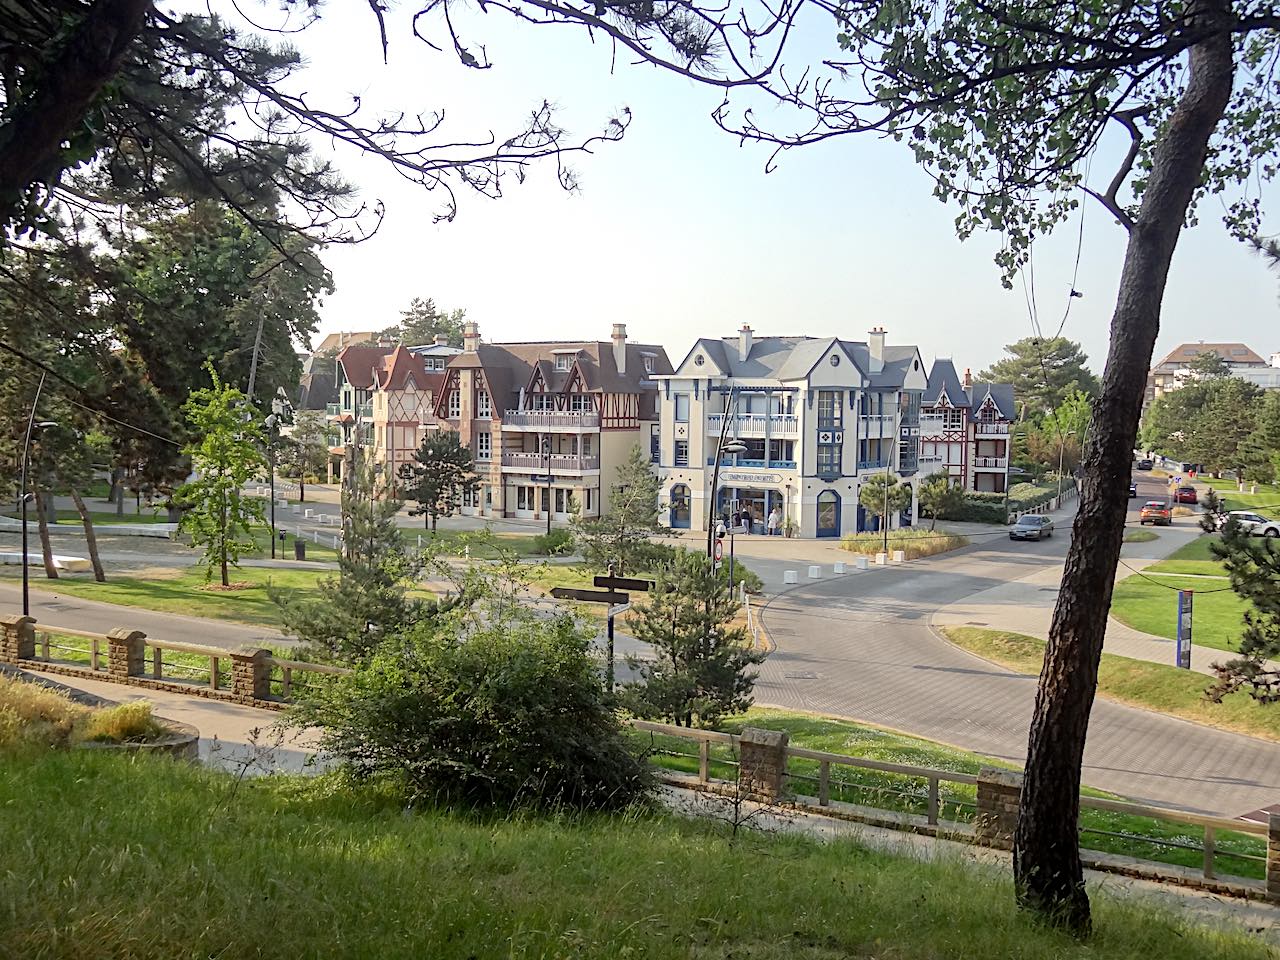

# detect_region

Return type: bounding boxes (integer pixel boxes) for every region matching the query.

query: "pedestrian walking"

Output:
[744,508,755,535]
[767,506,781,536]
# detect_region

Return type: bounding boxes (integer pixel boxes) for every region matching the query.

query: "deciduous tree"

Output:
[858,474,912,530]
[572,445,662,573]
[917,474,964,531]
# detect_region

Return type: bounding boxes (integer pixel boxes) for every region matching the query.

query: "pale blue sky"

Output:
[278,1,1279,374]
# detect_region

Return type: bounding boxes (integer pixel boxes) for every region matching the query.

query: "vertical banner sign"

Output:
[1176,590,1194,669]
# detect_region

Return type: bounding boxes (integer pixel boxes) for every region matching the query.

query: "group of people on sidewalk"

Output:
[722,505,785,536]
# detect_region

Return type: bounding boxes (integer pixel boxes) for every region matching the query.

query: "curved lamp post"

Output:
[264,414,279,558]
[706,436,748,559]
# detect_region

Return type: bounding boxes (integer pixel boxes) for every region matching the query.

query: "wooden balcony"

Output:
[501,451,601,473]
[502,409,600,431]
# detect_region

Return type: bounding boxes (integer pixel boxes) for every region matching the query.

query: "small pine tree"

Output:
[917,473,964,531]
[275,451,432,662]
[572,444,662,574]
[174,367,266,587]
[1205,515,1280,703]
[859,474,913,530]
[624,550,765,727]
[399,430,479,530]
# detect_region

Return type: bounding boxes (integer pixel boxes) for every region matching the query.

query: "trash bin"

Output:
[294,539,306,561]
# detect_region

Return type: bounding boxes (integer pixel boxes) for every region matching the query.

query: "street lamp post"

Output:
[264,414,279,559]
[705,392,748,559]
[19,373,57,617]
[542,434,552,536]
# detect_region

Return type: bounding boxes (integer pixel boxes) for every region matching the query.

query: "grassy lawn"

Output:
[1110,572,1248,653]
[412,529,545,558]
[940,628,1280,745]
[637,707,1267,880]
[2,508,170,525]
[1123,529,1159,543]
[1196,477,1280,513]
[1144,534,1222,576]
[10,565,327,627]
[0,750,1270,960]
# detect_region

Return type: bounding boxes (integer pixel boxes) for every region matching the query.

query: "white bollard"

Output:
[313,529,320,544]
[332,535,339,550]
[833,561,847,574]
[892,550,906,564]
[417,535,423,549]
[304,509,313,519]
[783,569,798,584]
[807,565,821,579]
[874,552,888,566]
[854,556,869,571]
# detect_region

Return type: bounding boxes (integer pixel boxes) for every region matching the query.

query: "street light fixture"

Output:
[19,371,56,617]
[264,414,279,559]
[541,434,553,535]
[706,435,748,560]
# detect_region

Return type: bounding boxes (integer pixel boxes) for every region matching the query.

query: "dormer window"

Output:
[555,355,571,372]
[644,355,654,373]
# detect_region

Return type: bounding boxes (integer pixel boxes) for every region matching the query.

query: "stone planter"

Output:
[76,718,200,762]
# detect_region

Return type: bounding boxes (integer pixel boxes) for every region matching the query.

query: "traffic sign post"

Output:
[594,575,654,593]
[1176,589,1194,669]
[549,584,638,692]
[548,587,629,605]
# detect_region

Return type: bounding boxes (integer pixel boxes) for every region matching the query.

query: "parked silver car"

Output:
[1228,510,1280,538]
[1010,515,1054,541]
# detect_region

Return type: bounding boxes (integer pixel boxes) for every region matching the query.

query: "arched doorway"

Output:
[670,484,691,529]
[816,490,840,538]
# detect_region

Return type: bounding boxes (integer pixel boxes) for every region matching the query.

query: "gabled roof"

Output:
[967,383,1016,420]
[923,359,969,406]
[316,330,377,353]
[336,344,395,389]
[374,346,445,396]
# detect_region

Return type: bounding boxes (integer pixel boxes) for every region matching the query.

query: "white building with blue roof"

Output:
[652,325,931,538]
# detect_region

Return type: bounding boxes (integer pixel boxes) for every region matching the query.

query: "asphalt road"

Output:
[758,471,1280,818]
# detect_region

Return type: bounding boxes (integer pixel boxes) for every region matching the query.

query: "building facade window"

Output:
[644,355,654,372]
[670,485,691,528]
[674,393,690,423]
[476,389,491,419]
[476,432,491,460]
[650,426,660,463]
[531,393,554,411]
[569,393,592,412]
[817,390,842,428]
[675,440,689,467]
[447,389,460,418]
[816,443,841,477]
[555,354,571,371]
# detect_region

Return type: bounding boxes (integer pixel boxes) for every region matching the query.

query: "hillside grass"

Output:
[1123,529,1159,543]
[637,707,1267,880]
[840,527,969,559]
[1110,573,1248,653]
[0,749,1272,960]
[0,676,161,749]
[1198,477,1280,513]
[1144,534,1224,576]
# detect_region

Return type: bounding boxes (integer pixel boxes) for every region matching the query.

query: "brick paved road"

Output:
[758,535,1280,818]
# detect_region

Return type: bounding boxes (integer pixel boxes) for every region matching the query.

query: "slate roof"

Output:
[336,344,395,389]
[374,346,446,396]
[676,336,920,388]
[923,359,1016,420]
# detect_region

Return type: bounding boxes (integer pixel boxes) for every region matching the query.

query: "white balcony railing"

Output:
[974,456,1008,469]
[975,422,1011,435]
[501,452,601,472]
[706,413,799,436]
[502,409,600,430]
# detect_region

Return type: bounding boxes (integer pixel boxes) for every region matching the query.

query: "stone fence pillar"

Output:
[1267,814,1280,901]
[0,614,35,662]
[738,727,790,800]
[106,628,146,678]
[230,647,272,700]
[975,767,1023,848]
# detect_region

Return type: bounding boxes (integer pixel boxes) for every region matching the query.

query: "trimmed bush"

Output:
[532,528,575,556]
[841,528,969,559]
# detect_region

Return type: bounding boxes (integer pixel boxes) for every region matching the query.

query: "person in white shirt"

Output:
[767,507,781,536]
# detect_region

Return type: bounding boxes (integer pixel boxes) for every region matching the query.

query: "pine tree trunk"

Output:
[70,487,106,582]
[34,489,58,580]
[1013,5,1234,934]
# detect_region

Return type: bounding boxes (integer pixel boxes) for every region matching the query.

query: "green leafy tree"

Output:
[572,445,662,574]
[275,452,435,663]
[979,338,1100,416]
[1144,377,1261,476]
[174,368,265,587]
[1204,517,1280,704]
[398,431,480,531]
[917,474,964,531]
[280,409,331,501]
[625,550,764,728]
[1185,352,1235,381]
[858,474,913,530]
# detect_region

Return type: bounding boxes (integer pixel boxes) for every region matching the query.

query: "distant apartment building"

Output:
[919,361,1016,493]
[1145,342,1269,405]
[654,326,928,539]
[430,322,672,520]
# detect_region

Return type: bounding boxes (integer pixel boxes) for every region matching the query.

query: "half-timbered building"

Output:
[920,360,1016,493]
[432,322,672,520]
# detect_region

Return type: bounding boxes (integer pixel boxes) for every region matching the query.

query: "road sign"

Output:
[549,587,629,605]
[594,575,654,592]
[1176,590,1194,669]
[714,540,724,562]
[607,602,631,618]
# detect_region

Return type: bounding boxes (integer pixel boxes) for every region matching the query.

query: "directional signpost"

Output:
[550,574,654,690]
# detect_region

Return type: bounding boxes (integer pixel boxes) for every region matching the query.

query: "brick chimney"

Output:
[463,321,480,353]
[434,333,449,347]
[868,327,886,373]
[738,324,753,363]
[963,367,973,390]
[612,323,627,374]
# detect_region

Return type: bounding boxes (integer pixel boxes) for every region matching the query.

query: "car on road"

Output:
[1140,501,1172,525]
[1129,481,1138,498]
[1136,458,1154,470]
[1009,515,1054,541]
[1174,485,1198,504]
[1228,510,1280,537]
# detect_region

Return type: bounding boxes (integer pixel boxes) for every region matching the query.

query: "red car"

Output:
[1140,501,1172,526]
[1174,485,1198,504]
